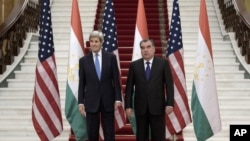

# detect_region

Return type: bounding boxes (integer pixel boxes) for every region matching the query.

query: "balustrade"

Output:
[218,0,250,64]
[0,0,39,74]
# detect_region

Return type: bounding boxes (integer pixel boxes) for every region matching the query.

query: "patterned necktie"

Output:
[145,61,150,80]
[95,53,101,80]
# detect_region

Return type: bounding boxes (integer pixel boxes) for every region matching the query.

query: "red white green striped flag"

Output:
[129,0,149,136]
[132,0,149,61]
[65,0,87,140]
[191,0,222,140]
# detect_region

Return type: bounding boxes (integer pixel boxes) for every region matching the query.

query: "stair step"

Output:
[0,126,71,140]
[115,124,134,134]
[117,25,163,32]
[101,8,160,13]
[52,6,96,12]
[52,1,97,7]
[114,4,158,9]
[114,13,162,19]
[1,0,249,141]
[113,0,160,3]
[115,135,136,141]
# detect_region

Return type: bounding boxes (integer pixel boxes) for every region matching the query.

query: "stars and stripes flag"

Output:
[166,0,192,138]
[65,0,87,140]
[191,0,221,140]
[101,0,126,138]
[32,0,63,140]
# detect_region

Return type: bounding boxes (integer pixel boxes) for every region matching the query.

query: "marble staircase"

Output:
[0,0,250,141]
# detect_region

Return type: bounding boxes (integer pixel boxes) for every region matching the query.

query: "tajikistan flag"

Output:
[65,0,87,140]
[132,0,149,61]
[129,0,149,135]
[191,0,222,140]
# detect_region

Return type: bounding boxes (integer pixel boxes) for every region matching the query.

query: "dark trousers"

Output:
[86,106,115,141]
[135,112,165,141]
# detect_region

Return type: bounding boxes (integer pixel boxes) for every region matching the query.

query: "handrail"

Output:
[0,0,39,75]
[233,0,250,29]
[212,0,228,38]
[0,33,37,84]
[0,0,29,37]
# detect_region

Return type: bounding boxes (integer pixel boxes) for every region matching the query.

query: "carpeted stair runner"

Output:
[92,0,170,140]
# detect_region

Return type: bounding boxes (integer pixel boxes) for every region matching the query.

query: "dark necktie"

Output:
[95,53,101,80]
[145,61,150,80]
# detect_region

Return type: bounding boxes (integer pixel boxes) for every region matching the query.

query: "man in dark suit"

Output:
[78,30,122,141]
[125,39,174,141]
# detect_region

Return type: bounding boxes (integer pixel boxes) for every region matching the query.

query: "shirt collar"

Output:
[144,57,153,64]
[92,50,102,57]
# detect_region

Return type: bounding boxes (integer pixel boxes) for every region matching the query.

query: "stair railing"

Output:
[232,0,250,64]
[218,0,250,64]
[0,0,39,76]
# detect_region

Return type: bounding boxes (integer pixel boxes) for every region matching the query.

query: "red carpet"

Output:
[69,0,169,140]
[112,0,169,140]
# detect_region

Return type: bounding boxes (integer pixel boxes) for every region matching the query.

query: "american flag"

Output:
[32,0,63,140]
[102,0,126,133]
[166,0,192,138]
[102,0,118,53]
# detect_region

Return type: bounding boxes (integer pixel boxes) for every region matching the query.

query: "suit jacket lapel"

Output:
[87,53,100,81]
[150,57,159,81]
[138,59,148,81]
[100,51,107,80]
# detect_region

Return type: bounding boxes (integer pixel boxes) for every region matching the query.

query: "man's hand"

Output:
[78,104,86,117]
[114,101,122,110]
[165,106,173,114]
[126,108,133,118]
